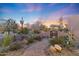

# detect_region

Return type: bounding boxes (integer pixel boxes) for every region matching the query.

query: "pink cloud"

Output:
[48,4,76,18]
[27,6,42,12]
[21,4,42,13]
[46,4,76,20]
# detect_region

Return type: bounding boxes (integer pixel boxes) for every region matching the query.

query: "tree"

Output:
[5,18,18,33]
[20,17,24,30]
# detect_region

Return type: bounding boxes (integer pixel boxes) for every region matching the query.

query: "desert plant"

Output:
[33,29,40,34]
[0,53,6,56]
[49,37,60,45]
[20,17,24,30]
[21,39,28,45]
[49,36,74,48]
[0,46,9,53]
[34,35,42,41]
[22,28,29,34]
[26,39,34,45]
[2,32,13,47]
[18,28,29,34]
[26,34,38,45]
[5,19,18,33]
[26,32,42,45]
[9,42,22,51]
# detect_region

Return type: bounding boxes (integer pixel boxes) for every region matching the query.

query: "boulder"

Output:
[54,44,62,52]
[49,45,57,53]
[49,44,62,53]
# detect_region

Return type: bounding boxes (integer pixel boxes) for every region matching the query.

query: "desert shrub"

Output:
[34,35,42,41]
[49,36,74,48]
[0,53,6,56]
[9,42,22,51]
[30,33,42,41]
[49,37,61,45]
[22,28,29,34]
[2,33,13,47]
[33,30,40,34]
[26,39,34,45]
[0,47,8,55]
[26,34,41,44]
[26,31,42,45]
[17,30,21,34]
[20,39,28,45]
[26,32,35,45]
[18,28,29,34]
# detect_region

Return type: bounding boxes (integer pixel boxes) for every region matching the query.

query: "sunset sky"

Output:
[0,3,79,23]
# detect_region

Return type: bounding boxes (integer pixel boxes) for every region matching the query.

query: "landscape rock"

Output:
[49,44,62,53]
[54,44,62,52]
[49,45,57,53]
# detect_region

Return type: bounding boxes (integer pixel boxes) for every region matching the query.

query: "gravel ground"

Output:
[6,38,49,56]
[5,38,79,56]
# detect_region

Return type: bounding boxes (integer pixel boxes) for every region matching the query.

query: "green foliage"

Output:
[26,33,41,45]
[22,28,29,34]
[18,28,29,34]
[29,32,41,41]
[27,34,36,44]
[27,39,34,45]
[49,37,62,45]
[49,36,74,48]
[33,30,40,34]
[0,47,9,53]
[33,35,41,41]
[2,33,13,47]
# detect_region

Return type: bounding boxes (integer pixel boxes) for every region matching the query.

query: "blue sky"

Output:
[0,3,79,23]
